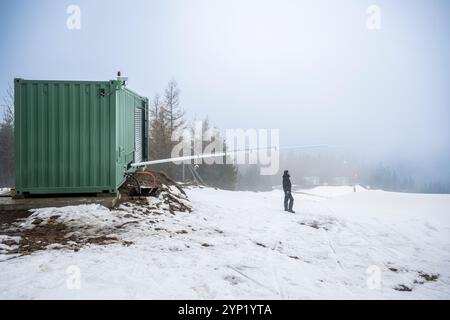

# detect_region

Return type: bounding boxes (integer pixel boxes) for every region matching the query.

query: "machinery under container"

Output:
[14,78,148,196]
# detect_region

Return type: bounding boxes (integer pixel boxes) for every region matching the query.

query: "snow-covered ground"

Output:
[0,186,449,299]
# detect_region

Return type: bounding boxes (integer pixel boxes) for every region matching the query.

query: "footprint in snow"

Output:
[224,275,242,285]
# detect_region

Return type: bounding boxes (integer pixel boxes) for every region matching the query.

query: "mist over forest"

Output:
[1,79,449,194]
[236,150,450,194]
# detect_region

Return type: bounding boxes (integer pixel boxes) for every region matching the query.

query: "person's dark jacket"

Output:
[282,172,292,192]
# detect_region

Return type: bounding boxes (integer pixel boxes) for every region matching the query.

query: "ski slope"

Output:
[0,186,449,299]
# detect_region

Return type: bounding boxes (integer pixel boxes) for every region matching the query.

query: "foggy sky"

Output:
[0,0,449,181]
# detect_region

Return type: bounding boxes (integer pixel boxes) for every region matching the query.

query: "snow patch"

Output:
[0,186,449,299]
[22,204,112,230]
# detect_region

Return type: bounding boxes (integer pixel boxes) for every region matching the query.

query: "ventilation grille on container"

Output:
[134,108,143,163]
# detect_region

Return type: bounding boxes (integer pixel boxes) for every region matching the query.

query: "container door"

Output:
[134,107,143,163]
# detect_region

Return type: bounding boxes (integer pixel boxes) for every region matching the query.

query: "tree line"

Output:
[0,85,14,188]
[147,80,237,189]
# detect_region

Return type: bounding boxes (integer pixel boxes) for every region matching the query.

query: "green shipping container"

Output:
[14,78,148,196]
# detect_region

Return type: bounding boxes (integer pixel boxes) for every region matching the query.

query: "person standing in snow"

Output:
[283,170,295,213]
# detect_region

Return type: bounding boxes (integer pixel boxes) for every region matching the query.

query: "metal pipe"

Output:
[131,144,328,168]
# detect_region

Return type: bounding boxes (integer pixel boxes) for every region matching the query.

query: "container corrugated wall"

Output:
[14,79,148,195]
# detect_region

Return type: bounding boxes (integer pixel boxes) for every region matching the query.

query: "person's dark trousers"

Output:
[284,191,294,211]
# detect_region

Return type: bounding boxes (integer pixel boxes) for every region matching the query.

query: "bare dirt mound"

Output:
[119,169,191,213]
[1,218,120,257]
[0,170,192,259]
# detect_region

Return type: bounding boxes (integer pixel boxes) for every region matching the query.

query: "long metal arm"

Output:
[131,144,328,168]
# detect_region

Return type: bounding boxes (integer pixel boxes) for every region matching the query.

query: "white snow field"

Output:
[0,186,449,299]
